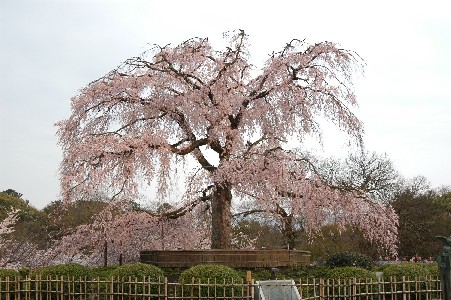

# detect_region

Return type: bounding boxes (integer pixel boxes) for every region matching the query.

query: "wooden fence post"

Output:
[164,276,168,300]
[352,277,357,300]
[402,276,407,300]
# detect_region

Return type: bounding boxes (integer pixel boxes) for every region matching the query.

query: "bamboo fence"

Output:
[0,275,444,300]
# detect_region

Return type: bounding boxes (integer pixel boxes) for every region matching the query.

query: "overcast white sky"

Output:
[1,0,450,209]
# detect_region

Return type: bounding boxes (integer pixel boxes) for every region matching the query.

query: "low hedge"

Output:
[32,263,91,279]
[0,269,18,297]
[377,263,439,278]
[90,266,119,279]
[322,267,377,280]
[376,263,440,295]
[179,265,244,298]
[0,269,18,278]
[110,263,164,296]
[30,263,91,297]
[326,252,373,270]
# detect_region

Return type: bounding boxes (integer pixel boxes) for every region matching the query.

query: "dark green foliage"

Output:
[322,267,377,280]
[294,267,377,298]
[324,267,378,298]
[377,263,439,278]
[376,263,439,297]
[0,192,40,219]
[110,263,164,280]
[179,264,243,283]
[435,191,451,214]
[392,190,451,257]
[179,265,244,298]
[32,263,91,279]
[30,264,91,299]
[0,269,18,278]
[43,200,108,241]
[18,267,30,277]
[0,269,18,297]
[299,224,384,262]
[422,263,439,276]
[0,191,49,250]
[251,269,272,280]
[90,265,119,279]
[234,268,273,281]
[1,189,23,198]
[326,252,373,270]
[260,266,330,280]
[110,263,164,295]
[302,266,331,279]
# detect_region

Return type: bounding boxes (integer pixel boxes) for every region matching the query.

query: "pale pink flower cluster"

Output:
[0,209,18,236]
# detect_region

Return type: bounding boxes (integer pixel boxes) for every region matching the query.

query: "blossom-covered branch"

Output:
[57,30,396,251]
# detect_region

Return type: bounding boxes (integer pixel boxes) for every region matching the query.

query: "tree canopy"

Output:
[57,30,397,251]
[392,188,451,258]
[2,189,23,199]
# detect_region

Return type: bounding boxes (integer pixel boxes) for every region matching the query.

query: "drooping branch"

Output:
[57,31,397,252]
[148,186,214,220]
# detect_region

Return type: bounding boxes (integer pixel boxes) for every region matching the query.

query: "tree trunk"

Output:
[211,183,232,249]
[103,240,108,267]
[282,216,298,250]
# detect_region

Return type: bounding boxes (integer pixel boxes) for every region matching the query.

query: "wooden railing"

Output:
[0,275,443,299]
[140,249,311,268]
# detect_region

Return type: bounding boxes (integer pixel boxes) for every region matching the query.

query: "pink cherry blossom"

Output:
[57,30,397,252]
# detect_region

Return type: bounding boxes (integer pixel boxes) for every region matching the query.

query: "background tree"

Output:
[57,30,397,250]
[43,200,109,240]
[391,184,451,258]
[435,188,451,215]
[299,224,386,261]
[0,191,48,247]
[0,191,45,268]
[316,151,401,203]
[2,189,23,199]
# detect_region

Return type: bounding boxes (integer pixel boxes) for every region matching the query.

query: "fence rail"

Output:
[0,276,444,300]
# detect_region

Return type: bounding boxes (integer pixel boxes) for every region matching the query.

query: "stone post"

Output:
[436,236,451,300]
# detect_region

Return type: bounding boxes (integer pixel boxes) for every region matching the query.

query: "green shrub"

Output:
[323,267,377,280]
[179,264,244,298]
[303,266,331,279]
[31,263,92,298]
[377,263,439,297]
[91,265,119,279]
[161,267,185,279]
[320,267,378,297]
[110,263,164,280]
[252,269,272,280]
[110,263,164,296]
[422,263,439,276]
[277,266,307,279]
[18,267,31,277]
[326,252,373,270]
[377,263,438,278]
[0,269,18,278]
[0,269,18,297]
[32,263,91,279]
